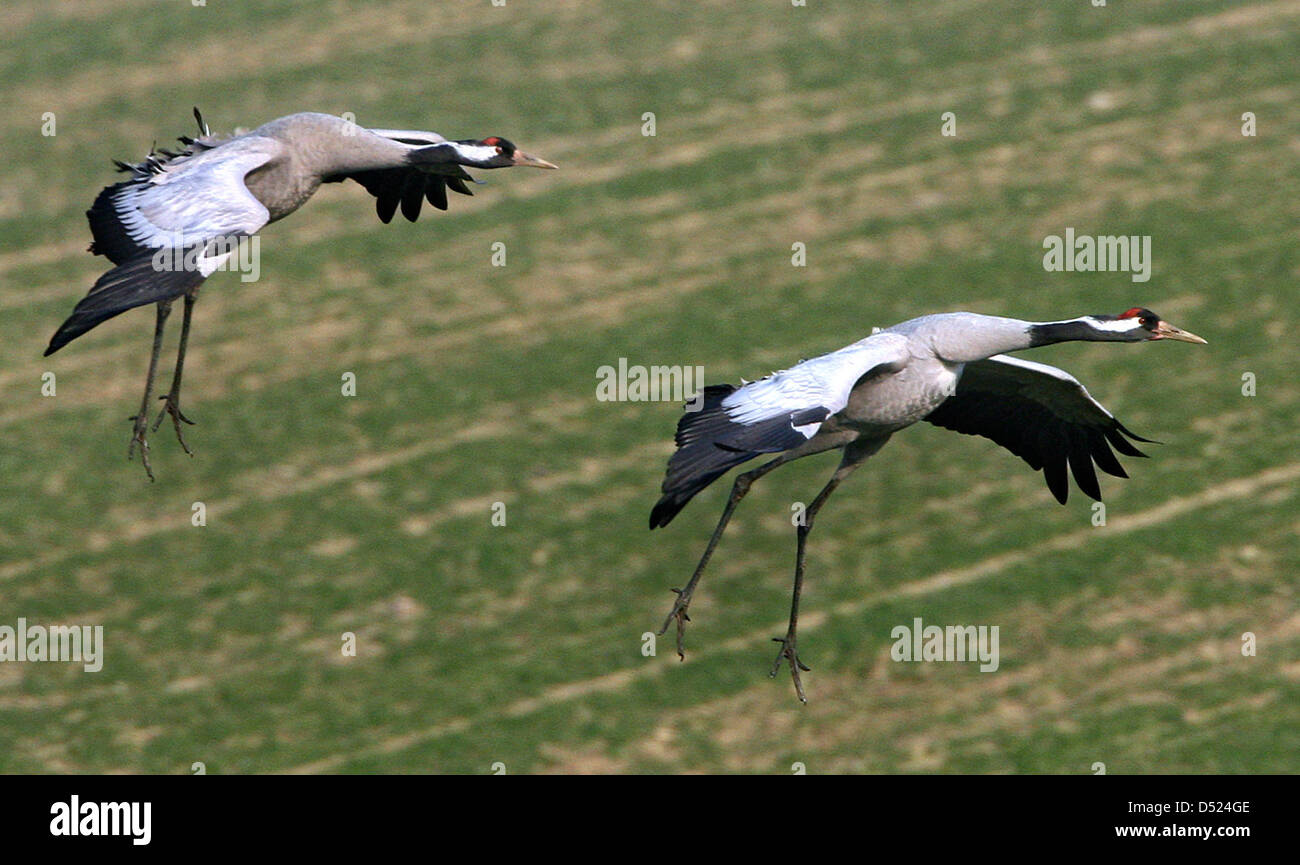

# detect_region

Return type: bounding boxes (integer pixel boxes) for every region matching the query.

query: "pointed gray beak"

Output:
[1153,320,1207,344]
[511,149,557,169]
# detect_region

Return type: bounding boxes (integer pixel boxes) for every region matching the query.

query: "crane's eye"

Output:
[1140,316,1153,326]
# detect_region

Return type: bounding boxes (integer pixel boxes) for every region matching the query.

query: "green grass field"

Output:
[0,0,1296,773]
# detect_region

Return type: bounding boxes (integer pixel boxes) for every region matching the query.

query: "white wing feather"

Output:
[114,137,277,256]
[722,332,912,439]
[366,128,448,146]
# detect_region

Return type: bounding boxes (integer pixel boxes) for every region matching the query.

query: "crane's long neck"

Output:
[308,128,415,176]
[917,313,1039,362]
[256,113,417,177]
[1027,316,1142,347]
[916,313,1141,363]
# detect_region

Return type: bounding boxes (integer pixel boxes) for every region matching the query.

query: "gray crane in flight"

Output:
[650,307,1206,701]
[45,109,556,480]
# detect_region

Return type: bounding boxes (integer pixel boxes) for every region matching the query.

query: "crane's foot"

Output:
[771,632,811,703]
[152,394,195,455]
[126,413,156,483]
[657,587,695,660]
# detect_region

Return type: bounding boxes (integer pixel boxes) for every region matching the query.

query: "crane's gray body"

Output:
[238,114,414,221]
[651,309,1203,702]
[829,353,961,439]
[45,108,556,482]
[140,113,419,224]
[823,312,1037,438]
[649,309,1172,529]
[47,110,538,355]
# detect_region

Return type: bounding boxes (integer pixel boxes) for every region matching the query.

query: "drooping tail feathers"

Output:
[45,254,203,355]
[649,384,761,529]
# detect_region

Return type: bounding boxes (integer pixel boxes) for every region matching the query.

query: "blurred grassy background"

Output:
[0,0,1296,773]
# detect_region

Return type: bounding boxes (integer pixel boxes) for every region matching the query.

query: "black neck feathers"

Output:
[1029,319,1109,346]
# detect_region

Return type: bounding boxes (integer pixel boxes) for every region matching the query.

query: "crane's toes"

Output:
[152,395,196,456]
[126,416,156,483]
[770,635,811,702]
[658,587,694,660]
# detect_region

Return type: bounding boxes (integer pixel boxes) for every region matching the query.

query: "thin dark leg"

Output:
[127,300,174,482]
[153,290,198,453]
[658,454,790,659]
[771,460,861,702]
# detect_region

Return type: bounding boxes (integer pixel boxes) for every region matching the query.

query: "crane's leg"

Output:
[127,299,174,482]
[772,437,884,702]
[152,289,199,454]
[658,430,858,660]
[658,454,790,659]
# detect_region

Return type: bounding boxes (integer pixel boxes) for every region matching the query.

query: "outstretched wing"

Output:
[48,138,275,355]
[87,136,277,265]
[650,333,911,528]
[363,129,447,146]
[923,354,1156,503]
[324,129,477,224]
[713,333,912,451]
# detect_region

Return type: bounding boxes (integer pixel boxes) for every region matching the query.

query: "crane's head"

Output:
[451,137,557,169]
[1030,308,1206,346]
[1105,307,1207,343]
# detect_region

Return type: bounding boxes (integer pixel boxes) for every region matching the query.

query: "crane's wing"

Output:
[650,333,911,528]
[87,136,277,265]
[711,333,912,451]
[47,138,277,355]
[363,129,447,145]
[323,130,477,224]
[923,354,1156,504]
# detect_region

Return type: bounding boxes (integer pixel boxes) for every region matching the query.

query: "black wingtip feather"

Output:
[1044,454,1069,504]
[1104,426,1148,459]
[1088,430,1128,479]
[86,180,149,265]
[1067,432,1102,501]
[650,385,759,529]
[47,255,204,353]
[400,175,424,222]
[921,360,1166,506]
[1115,420,1160,445]
[425,178,449,211]
[339,166,477,223]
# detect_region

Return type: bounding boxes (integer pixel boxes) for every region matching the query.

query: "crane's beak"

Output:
[1152,320,1207,344]
[511,150,557,169]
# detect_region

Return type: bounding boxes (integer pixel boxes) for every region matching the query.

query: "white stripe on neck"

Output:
[1078,316,1144,334]
[451,143,499,164]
